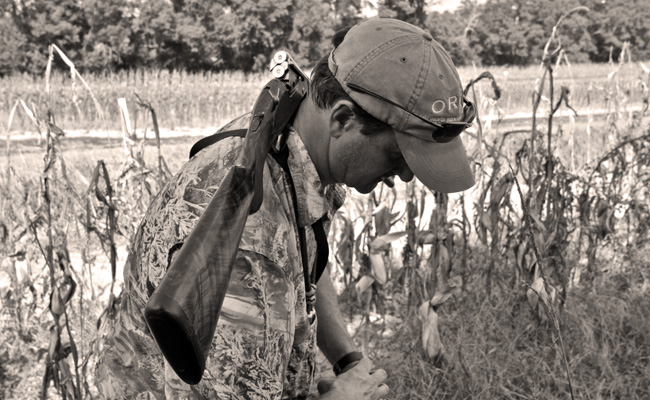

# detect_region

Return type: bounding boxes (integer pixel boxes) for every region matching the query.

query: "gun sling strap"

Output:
[190,129,329,312]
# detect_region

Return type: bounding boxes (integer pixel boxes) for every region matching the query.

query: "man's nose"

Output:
[396,163,415,183]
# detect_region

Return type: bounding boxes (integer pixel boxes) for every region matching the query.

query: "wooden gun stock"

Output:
[144,167,254,384]
[144,54,308,385]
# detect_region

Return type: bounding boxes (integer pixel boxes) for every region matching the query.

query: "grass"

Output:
[2,136,196,182]
[378,266,650,399]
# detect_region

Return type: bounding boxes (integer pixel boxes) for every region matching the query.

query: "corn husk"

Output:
[369,231,406,252]
[369,252,387,284]
[430,275,462,307]
[526,276,557,322]
[0,269,11,299]
[356,275,375,296]
[418,302,443,359]
[368,231,405,285]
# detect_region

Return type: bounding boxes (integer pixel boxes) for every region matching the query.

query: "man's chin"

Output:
[355,182,378,194]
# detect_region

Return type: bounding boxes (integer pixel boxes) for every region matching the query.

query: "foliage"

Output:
[208,0,295,71]
[433,0,650,66]
[586,0,650,62]
[0,49,173,399]
[11,0,89,72]
[81,0,138,71]
[378,0,427,27]
[288,0,335,66]
[0,13,30,76]
[425,8,477,66]
[329,0,365,30]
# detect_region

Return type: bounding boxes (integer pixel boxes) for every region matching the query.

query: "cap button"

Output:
[423,32,433,41]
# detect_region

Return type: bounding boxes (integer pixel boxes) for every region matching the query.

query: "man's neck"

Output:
[291,96,333,185]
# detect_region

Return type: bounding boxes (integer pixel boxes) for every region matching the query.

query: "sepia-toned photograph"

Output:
[1,0,648,398]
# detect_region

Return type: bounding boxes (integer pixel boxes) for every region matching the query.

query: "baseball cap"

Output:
[328,18,475,193]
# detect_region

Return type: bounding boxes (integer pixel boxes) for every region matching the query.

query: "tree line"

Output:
[1,0,649,76]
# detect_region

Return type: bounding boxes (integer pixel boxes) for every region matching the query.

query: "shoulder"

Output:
[217,113,252,133]
[177,112,254,203]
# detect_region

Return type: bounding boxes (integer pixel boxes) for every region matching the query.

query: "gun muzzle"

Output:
[270,51,308,81]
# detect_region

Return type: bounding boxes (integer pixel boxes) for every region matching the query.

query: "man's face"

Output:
[328,121,415,194]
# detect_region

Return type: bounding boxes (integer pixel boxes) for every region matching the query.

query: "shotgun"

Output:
[144,51,309,385]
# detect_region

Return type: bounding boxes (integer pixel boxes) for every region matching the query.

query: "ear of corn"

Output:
[356,275,375,296]
[527,275,558,323]
[418,301,443,359]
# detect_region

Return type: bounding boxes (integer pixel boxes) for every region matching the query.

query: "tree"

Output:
[426,2,478,66]
[378,0,426,27]
[19,0,90,72]
[585,0,650,62]
[171,0,230,70]
[463,0,650,65]
[163,0,296,71]
[464,0,595,65]
[555,8,595,64]
[211,0,295,71]
[0,6,29,75]
[1,0,649,74]
[82,0,138,71]
[130,0,207,70]
[466,0,537,65]
[330,0,366,30]
[289,0,336,67]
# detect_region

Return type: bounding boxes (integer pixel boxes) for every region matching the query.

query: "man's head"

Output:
[308,18,475,194]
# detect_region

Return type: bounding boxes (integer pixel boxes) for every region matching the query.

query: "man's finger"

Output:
[353,357,373,372]
[375,383,390,399]
[370,368,387,383]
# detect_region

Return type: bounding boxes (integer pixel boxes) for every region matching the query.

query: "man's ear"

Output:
[329,100,358,138]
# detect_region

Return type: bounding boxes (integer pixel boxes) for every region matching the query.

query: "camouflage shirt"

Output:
[95,114,346,399]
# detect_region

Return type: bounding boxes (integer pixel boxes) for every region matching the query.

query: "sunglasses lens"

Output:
[431,125,465,143]
[465,101,476,124]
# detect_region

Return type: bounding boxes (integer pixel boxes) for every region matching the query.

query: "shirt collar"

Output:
[285,127,347,227]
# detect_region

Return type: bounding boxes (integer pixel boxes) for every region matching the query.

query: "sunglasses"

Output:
[347,82,476,144]
[428,98,476,143]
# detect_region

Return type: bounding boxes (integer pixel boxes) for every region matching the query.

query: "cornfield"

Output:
[1,53,646,133]
[2,15,650,400]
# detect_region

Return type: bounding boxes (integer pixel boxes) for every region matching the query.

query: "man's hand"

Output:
[318,358,389,400]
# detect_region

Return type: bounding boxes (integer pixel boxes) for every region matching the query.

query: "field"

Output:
[1,52,650,399]
[1,60,647,133]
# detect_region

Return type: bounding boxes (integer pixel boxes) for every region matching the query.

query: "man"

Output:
[95,17,475,399]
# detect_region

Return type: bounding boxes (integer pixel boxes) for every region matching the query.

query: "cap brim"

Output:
[394,132,475,193]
